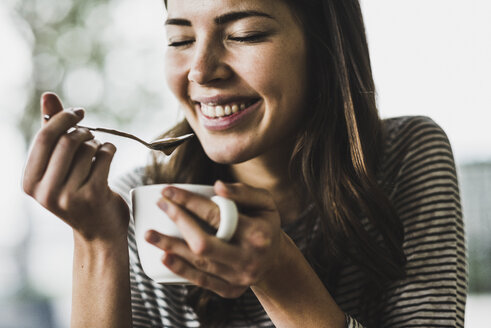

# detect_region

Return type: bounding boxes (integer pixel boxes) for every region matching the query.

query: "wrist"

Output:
[71,225,131,328]
[71,193,130,244]
[73,230,129,264]
[254,231,298,292]
[251,232,346,328]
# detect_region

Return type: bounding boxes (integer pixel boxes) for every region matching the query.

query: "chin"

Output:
[202,143,256,165]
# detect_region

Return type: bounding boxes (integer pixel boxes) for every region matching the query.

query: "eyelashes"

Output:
[167,32,269,48]
[168,40,194,47]
[227,32,269,43]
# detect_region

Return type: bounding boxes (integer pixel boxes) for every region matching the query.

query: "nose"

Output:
[187,39,232,85]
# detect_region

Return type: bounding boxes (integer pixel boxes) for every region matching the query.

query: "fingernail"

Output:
[215,180,228,192]
[40,92,53,105]
[157,199,168,211]
[101,142,116,154]
[72,108,85,118]
[146,230,160,243]
[163,187,174,199]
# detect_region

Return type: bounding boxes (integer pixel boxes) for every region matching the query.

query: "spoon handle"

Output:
[77,125,150,146]
[43,114,149,147]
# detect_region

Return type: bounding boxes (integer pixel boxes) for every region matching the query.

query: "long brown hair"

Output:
[151,0,406,326]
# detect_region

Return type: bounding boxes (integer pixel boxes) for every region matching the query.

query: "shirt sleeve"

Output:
[373,116,467,327]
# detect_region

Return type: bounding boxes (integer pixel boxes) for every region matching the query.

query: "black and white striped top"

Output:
[112,116,467,327]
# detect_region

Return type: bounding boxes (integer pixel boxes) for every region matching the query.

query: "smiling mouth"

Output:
[197,99,260,118]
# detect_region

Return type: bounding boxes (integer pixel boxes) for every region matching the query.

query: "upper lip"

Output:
[192,95,260,106]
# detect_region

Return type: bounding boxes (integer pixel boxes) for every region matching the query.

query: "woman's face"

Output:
[165,0,308,164]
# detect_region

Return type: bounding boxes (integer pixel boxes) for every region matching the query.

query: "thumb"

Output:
[40,92,64,124]
[214,180,276,212]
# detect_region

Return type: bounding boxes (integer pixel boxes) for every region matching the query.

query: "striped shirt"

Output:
[112,116,467,327]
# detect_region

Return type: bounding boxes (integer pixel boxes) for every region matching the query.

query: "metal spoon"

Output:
[43,114,194,155]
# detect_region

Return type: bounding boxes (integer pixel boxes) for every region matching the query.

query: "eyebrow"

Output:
[165,10,274,26]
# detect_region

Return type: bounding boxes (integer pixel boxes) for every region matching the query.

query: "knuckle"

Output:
[83,184,97,198]
[160,238,172,251]
[81,184,105,203]
[85,138,100,148]
[36,129,55,146]
[78,128,93,138]
[248,228,272,251]
[81,141,99,155]
[22,179,35,196]
[239,275,252,286]
[63,110,81,123]
[195,273,209,287]
[58,191,77,210]
[58,134,77,150]
[205,205,220,226]
[164,201,177,218]
[37,191,57,210]
[171,188,188,204]
[191,238,210,256]
[193,257,209,270]
[169,258,184,275]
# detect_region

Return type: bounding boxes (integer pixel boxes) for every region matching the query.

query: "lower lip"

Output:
[197,100,262,131]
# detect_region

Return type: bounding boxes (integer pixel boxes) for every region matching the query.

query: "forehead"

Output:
[166,0,282,20]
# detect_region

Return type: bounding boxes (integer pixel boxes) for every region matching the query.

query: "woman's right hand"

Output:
[22,92,130,244]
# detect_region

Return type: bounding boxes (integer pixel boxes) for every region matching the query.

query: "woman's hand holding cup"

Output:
[141,181,287,299]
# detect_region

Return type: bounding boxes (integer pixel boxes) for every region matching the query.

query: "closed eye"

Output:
[168,40,194,47]
[228,33,269,43]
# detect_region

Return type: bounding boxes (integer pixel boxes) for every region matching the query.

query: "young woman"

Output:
[23,0,467,327]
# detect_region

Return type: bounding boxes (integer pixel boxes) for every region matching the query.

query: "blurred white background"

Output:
[0,0,490,327]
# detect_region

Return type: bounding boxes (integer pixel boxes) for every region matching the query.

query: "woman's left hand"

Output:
[144,180,288,298]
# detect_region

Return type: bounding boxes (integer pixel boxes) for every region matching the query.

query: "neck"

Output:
[230,144,306,226]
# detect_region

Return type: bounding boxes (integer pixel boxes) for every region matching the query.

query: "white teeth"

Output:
[202,105,212,117]
[215,106,224,117]
[201,102,251,118]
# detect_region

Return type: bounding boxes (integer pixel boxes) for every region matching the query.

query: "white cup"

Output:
[130,184,239,284]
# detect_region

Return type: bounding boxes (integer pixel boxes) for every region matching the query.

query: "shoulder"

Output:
[110,167,148,205]
[382,115,452,153]
[379,116,458,197]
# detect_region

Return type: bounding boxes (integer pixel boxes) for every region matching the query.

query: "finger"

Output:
[42,127,95,188]
[160,252,247,299]
[85,143,116,187]
[157,198,242,260]
[23,113,88,196]
[214,181,276,212]
[65,139,102,189]
[162,186,221,229]
[40,92,64,126]
[145,230,241,282]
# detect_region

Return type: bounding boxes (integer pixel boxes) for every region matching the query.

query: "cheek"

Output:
[243,45,307,114]
[165,53,189,102]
